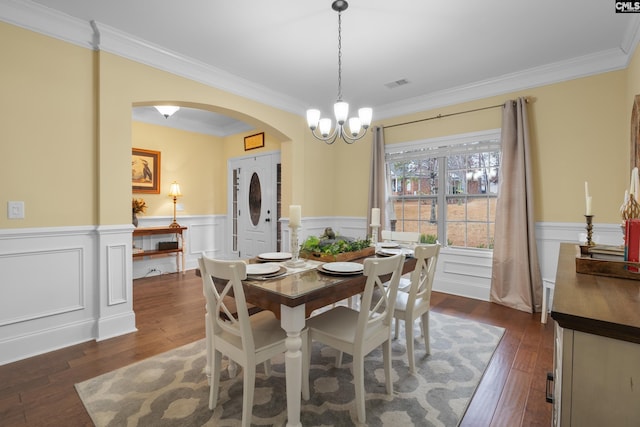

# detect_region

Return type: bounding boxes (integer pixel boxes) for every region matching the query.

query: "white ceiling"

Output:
[7,0,640,136]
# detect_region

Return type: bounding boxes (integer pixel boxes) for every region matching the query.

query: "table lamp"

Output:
[168,181,182,228]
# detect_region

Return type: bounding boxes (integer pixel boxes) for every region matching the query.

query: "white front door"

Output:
[230,152,279,258]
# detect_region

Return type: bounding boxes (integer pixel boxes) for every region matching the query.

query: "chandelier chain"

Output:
[337,11,343,102]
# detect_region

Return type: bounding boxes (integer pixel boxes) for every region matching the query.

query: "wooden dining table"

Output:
[239,255,417,427]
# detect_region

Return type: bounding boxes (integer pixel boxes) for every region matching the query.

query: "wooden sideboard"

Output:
[550,243,640,426]
[132,226,187,274]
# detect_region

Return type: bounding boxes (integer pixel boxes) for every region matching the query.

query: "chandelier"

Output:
[306,0,372,144]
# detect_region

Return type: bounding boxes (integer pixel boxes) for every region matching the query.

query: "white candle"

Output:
[584,181,589,200]
[584,181,591,215]
[632,168,640,202]
[289,205,301,228]
[371,208,380,227]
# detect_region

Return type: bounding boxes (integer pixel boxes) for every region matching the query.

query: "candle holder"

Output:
[585,215,595,246]
[285,225,306,268]
[370,224,380,247]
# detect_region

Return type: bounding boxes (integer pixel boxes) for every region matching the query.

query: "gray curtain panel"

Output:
[490,98,542,313]
[369,126,387,239]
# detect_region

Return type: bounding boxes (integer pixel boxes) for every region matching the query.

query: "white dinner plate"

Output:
[379,242,400,248]
[246,263,281,276]
[258,252,292,261]
[378,248,414,257]
[322,262,364,273]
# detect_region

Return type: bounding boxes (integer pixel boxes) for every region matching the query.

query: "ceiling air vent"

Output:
[384,78,410,89]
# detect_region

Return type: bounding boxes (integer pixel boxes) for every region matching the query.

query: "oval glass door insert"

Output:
[249,172,262,226]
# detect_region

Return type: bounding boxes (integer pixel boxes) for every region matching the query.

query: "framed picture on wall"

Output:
[244,132,265,151]
[132,148,161,194]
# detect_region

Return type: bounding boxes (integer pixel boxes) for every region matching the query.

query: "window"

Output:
[385,130,501,249]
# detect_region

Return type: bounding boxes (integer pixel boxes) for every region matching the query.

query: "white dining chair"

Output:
[198,258,265,380]
[381,230,420,246]
[392,243,440,373]
[302,253,405,424]
[199,254,306,427]
[380,230,421,291]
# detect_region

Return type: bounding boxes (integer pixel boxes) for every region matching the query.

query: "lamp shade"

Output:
[348,117,361,137]
[333,101,349,124]
[168,182,182,197]
[358,108,373,128]
[306,109,321,129]
[318,118,332,137]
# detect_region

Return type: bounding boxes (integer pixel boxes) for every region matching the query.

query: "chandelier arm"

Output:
[310,127,339,144]
[310,124,369,145]
[339,127,369,144]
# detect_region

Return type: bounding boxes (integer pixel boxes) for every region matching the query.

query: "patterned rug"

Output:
[75,312,504,427]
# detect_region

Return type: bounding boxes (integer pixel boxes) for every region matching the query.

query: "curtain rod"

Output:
[382,97,531,130]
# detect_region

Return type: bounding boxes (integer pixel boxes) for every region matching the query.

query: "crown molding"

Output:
[2,0,639,122]
[92,21,307,116]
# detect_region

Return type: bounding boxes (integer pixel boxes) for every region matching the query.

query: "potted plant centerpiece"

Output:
[300,228,373,262]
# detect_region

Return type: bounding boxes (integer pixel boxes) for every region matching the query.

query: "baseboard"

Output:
[0,319,95,366]
[96,311,137,341]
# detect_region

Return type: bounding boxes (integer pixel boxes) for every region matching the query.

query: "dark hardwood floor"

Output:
[0,270,553,426]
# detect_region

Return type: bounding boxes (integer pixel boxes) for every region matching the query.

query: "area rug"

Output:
[75,312,504,427]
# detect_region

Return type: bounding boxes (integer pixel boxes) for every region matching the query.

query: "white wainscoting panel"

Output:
[0,225,136,365]
[96,225,136,341]
[107,243,128,306]
[0,247,84,326]
[433,247,494,300]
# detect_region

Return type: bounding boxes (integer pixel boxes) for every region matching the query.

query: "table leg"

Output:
[280,304,305,427]
[181,233,186,274]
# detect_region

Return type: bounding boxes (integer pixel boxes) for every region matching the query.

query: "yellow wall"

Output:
[0,23,96,227]
[131,122,222,217]
[1,18,638,230]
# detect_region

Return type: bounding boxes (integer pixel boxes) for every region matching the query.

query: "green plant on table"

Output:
[301,235,371,255]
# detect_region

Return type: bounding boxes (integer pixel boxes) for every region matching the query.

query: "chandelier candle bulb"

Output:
[289,205,301,228]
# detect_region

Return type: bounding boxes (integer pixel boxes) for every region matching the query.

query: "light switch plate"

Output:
[8,201,25,219]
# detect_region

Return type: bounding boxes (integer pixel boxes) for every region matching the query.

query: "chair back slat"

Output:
[407,244,441,308]
[357,253,405,343]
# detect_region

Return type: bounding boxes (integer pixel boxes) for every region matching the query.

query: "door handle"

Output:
[265,218,271,222]
[545,372,554,403]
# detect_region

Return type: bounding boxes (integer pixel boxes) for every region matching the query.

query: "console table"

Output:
[550,243,640,426]
[132,226,187,274]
